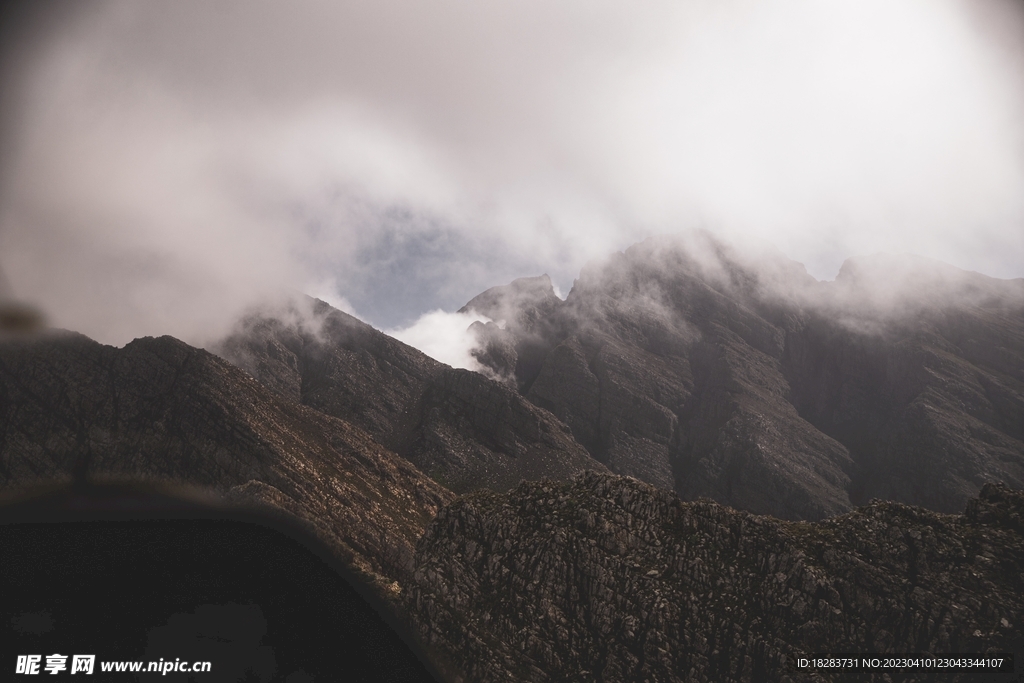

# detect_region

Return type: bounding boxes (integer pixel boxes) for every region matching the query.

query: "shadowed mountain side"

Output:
[783,255,1024,511]
[404,472,1024,683]
[465,234,1024,519]
[216,299,602,494]
[0,331,453,593]
[465,237,855,520]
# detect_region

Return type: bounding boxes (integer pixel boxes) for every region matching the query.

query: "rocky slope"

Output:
[405,471,1024,683]
[463,234,1024,520]
[0,331,452,592]
[2,235,1023,682]
[785,254,1024,513]
[216,298,600,494]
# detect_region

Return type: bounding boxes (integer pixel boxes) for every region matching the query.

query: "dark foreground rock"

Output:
[0,331,453,593]
[405,472,1024,683]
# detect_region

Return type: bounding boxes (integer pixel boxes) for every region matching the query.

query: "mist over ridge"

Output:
[0,0,1022,348]
[208,225,1023,521]
[385,232,1023,377]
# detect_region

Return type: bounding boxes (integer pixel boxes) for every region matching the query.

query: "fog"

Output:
[1,0,1022,357]
[385,309,493,373]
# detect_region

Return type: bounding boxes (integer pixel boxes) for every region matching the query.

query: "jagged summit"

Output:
[459,274,561,324]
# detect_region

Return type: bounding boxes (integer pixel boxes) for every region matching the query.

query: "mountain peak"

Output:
[459,274,558,323]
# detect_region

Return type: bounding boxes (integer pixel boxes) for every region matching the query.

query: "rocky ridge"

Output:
[2,235,1023,682]
[217,298,600,494]
[463,234,1024,520]
[405,472,1024,683]
[0,331,452,593]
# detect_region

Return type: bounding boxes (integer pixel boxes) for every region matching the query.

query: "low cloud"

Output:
[1,0,1022,346]
[386,310,492,371]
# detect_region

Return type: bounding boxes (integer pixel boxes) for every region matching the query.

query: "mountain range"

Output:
[1,233,1022,681]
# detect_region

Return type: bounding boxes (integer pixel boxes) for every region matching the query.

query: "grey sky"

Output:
[1,0,1022,347]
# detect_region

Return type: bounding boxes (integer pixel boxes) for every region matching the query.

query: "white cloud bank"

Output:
[385,310,491,372]
[0,0,1021,347]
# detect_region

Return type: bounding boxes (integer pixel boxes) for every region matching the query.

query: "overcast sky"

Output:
[1,0,1023,347]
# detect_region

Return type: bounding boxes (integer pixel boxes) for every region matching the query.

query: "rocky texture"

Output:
[465,234,1024,520]
[216,298,601,494]
[413,367,603,493]
[406,471,1024,683]
[0,331,453,594]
